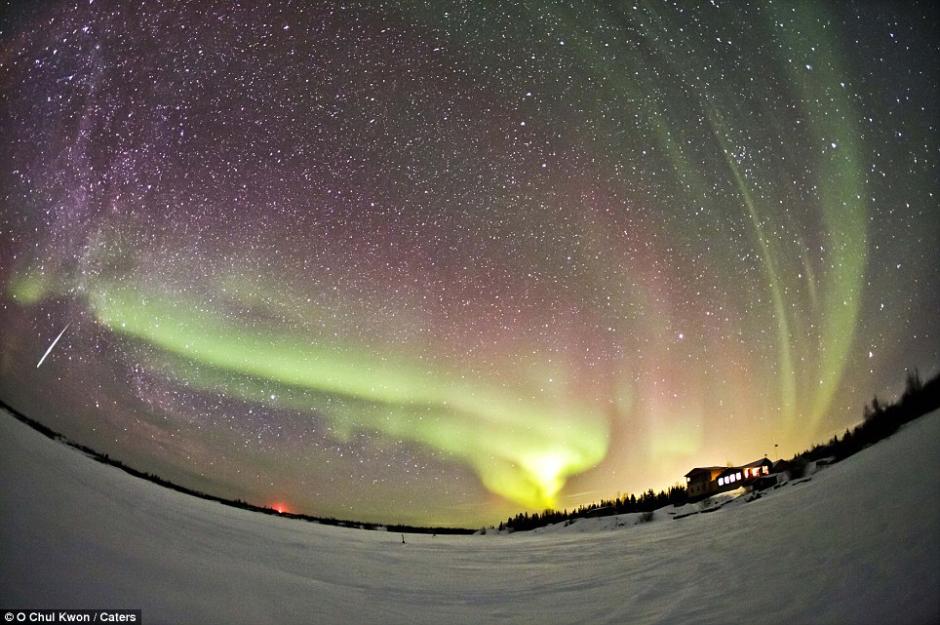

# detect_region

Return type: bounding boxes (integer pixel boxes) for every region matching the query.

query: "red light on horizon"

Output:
[271,502,290,514]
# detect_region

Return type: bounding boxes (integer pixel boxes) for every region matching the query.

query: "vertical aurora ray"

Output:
[556,1,870,436]
[707,107,799,425]
[768,4,869,427]
[700,4,869,433]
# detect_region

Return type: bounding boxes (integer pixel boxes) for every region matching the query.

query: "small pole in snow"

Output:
[401,534,406,544]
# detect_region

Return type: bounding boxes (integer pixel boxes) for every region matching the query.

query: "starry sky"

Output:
[1,1,938,527]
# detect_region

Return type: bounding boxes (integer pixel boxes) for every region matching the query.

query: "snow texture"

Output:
[2,409,938,625]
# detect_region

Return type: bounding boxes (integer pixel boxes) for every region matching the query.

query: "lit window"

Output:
[736,472,742,481]
[762,466,769,475]
[718,477,724,486]
[744,468,750,478]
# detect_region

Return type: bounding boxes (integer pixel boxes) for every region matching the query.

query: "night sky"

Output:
[1,1,937,527]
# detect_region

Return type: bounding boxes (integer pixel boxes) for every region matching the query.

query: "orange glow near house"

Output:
[271,502,290,514]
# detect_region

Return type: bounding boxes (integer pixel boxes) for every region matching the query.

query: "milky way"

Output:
[1,1,937,526]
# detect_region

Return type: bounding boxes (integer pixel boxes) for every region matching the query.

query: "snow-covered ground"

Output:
[1,409,938,625]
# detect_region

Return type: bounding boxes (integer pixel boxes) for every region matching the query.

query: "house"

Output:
[684,466,727,498]
[684,458,774,500]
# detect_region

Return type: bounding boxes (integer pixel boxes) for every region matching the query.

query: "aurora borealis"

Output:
[1,1,937,526]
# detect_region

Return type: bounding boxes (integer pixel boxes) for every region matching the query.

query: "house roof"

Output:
[685,458,773,478]
[717,459,774,478]
[684,466,726,478]
[741,457,773,468]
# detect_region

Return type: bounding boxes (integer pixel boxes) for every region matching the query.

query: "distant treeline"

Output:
[500,368,940,533]
[499,485,687,533]
[0,397,473,535]
[782,368,940,479]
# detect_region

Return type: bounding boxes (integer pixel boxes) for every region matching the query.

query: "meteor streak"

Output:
[36,323,71,368]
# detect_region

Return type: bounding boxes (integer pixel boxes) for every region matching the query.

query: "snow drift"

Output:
[1,408,938,625]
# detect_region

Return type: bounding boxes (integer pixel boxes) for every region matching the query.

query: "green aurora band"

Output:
[88,284,610,509]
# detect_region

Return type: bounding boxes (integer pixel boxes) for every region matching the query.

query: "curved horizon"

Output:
[1,1,937,526]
